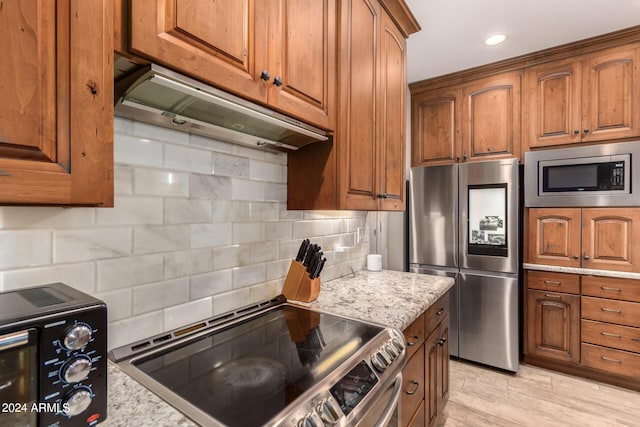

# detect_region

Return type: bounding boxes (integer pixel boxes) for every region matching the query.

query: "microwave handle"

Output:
[0,330,31,352]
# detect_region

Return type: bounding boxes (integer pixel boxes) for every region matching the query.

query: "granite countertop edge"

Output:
[104,269,454,426]
[523,263,640,280]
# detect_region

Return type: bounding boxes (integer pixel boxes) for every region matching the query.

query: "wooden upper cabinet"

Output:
[525,59,582,148]
[525,44,640,149]
[582,208,640,272]
[378,10,406,210]
[462,72,521,162]
[582,46,640,142]
[128,0,336,130]
[411,87,462,166]
[527,208,581,267]
[0,0,113,205]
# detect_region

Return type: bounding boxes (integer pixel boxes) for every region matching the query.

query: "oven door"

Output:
[0,328,38,427]
[356,373,402,427]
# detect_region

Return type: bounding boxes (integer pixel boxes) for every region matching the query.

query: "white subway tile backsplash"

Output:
[164,143,212,174]
[232,223,265,244]
[163,249,212,279]
[0,230,51,269]
[190,223,232,248]
[108,311,164,350]
[0,119,371,351]
[114,134,163,168]
[133,225,189,254]
[54,228,132,263]
[0,207,94,229]
[133,278,189,315]
[164,297,213,330]
[96,195,163,226]
[1,262,96,294]
[232,264,265,289]
[97,254,164,291]
[190,269,232,300]
[94,288,132,321]
[212,245,250,270]
[134,168,189,197]
[191,174,232,199]
[164,198,212,224]
[232,178,265,201]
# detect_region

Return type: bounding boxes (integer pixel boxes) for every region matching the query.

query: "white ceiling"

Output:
[405,0,640,83]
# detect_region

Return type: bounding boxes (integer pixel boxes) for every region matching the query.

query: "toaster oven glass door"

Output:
[0,329,38,427]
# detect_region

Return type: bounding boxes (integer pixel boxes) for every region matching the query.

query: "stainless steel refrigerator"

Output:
[409,159,519,372]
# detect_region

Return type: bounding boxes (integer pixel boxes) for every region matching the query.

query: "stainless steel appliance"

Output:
[524,140,640,207]
[0,283,107,427]
[110,296,405,427]
[409,159,520,372]
[115,63,328,152]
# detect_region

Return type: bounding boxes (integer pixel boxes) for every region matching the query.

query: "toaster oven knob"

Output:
[63,324,92,350]
[317,398,341,425]
[62,388,92,417]
[61,356,92,383]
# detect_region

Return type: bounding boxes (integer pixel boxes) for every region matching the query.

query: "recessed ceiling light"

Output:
[485,33,507,46]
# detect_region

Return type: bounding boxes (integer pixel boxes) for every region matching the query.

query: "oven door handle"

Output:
[0,330,30,352]
[375,373,403,427]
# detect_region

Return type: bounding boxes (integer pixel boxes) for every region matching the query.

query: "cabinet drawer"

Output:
[582,276,640,303]
[582,296,640,328]
[403,313,425,360]
[407,400,425,427]
[582,319,640,353]
[527,271,580,294]
[400,345,425,427]
[581,343,640,378]
[425,293,450,336]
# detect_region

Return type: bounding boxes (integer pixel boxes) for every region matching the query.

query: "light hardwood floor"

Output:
[438,360,640,427]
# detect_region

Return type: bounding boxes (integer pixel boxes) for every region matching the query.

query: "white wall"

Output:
[0,118,370,349]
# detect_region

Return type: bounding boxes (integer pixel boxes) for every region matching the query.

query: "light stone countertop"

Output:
[103,270,454,426]
[523,263,640,280]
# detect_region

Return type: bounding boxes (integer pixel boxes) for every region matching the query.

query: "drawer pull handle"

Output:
[544,280,561,285]
[600,286,622,292]
[406,335,419,347]
[600,332,622,338]
[436,309,444,316]
[631,338,640,343]
[601,308,622,314]
[601,356,622,364]
[544,294,562,299]
[405,380,420,395]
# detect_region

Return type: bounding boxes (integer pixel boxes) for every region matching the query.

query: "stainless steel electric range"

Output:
[109,296,406,427]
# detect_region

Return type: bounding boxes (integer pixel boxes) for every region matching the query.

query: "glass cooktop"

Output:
[134,305,382,427]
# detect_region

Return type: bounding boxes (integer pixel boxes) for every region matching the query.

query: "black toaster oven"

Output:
[0,283,107,427]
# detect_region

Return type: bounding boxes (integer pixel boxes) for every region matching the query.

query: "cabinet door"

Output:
[527,208,581,267]
[527,290,580,363]
[582,45,640,142]
[400,345,425,427]
[436,318,450,419]
[424,326,439,427]
[411,87,462,166]
[338,0,380,210]
[0,0,113,205]
[129,0,268,102]
[377,10,406,210]
[462,72,521,162]
[582,208,640,272]
[525,59,582,148]
[267,0,336,130]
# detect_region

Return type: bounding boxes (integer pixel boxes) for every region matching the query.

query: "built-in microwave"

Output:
[524,141,640,207]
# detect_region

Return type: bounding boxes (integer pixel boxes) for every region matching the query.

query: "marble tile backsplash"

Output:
[0,118,370,350]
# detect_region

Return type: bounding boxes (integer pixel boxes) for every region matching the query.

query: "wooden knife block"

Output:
[282,260,320,302]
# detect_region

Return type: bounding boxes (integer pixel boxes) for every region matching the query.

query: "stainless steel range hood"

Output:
[115,64,328,151]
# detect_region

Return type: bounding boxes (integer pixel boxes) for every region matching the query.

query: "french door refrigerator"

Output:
[409,159,519,372]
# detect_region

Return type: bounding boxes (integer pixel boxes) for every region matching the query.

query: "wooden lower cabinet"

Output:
[400,292,450,427]
[525,270,640,391]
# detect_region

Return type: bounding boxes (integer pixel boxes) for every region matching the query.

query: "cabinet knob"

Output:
[583,128,590,133]
[456,156,461,162]
[572,255,579,260]
[438,337,447,346]
[574,129,580,134]
[260,70,270,81]
[583,255,590,260]
[273,76,283,87]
